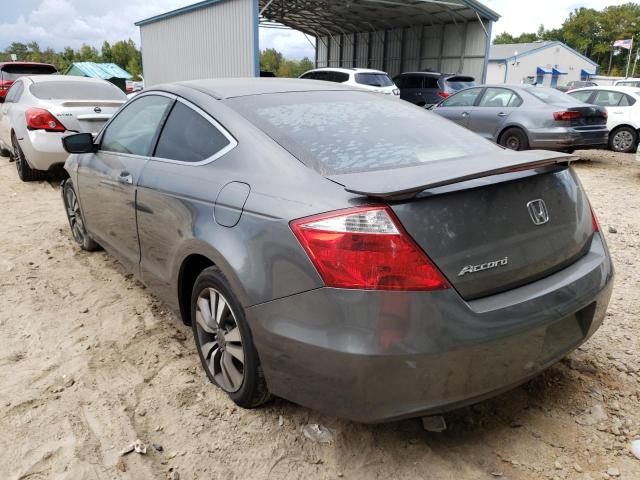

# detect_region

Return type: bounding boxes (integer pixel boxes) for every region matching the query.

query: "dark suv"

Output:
[0,62,57,102]
[393,72,475,107]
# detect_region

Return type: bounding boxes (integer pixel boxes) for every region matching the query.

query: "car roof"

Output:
[304,67,386,75]
[24,74,111,84]
[0,61,56,69]
[168,77,357,99]
[568,85,640,95]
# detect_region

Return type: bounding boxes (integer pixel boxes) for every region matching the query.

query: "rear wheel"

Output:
[12,133,46,182]
[62,179,101,251]
[609,126,638,153]
[191,267,270,408]
[499,127,529,151]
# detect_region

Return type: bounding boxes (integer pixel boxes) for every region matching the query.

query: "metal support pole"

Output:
[382,29,389,72]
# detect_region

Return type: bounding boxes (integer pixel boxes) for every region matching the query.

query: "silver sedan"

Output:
[432,85,609,152]
[0,75,126,181]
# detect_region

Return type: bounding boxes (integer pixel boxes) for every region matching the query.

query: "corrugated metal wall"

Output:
[316,20,491,81]
[139,0,256,86]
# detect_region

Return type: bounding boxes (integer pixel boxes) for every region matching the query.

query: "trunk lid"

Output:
[49,100,124,135]
[555,105,608,129]
[329,150,593,300]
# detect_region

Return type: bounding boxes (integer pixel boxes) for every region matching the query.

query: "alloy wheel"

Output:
[194,287,245,392]
[64,186,85,244]
[612,130,634,152]
[505,135,520,150]
[12,136,24,176]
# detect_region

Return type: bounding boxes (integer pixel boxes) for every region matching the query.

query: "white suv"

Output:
[567,86,640,153]
[299,67,400,99]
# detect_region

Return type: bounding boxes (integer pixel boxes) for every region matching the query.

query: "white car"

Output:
[567,86,640,153]
[299,67,400,99]
[614,78,640,88]
[0,75,127,181]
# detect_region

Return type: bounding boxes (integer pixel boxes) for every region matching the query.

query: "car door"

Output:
[398,75,424,105]
[467,87,523,141]
[0,80,22,148]
[77,93,174,272]
[136,98,237,299]
[432,87,483,128]
[590,90,635,129]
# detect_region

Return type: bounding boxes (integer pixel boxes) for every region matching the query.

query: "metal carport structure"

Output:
[259,0,500,81]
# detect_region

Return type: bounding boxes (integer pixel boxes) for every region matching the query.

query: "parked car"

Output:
[557,80,598,93]
[393,72,475,106]
[299,67,400,99]
[0,75,126,181]
[432,85,609,152]
[60,78,612,423]
[567,86,640,153]
[614,78,640,88]
[0,61,57,102]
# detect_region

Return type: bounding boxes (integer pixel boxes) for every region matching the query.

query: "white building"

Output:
[135,0,501,87]
[486,41,599,87]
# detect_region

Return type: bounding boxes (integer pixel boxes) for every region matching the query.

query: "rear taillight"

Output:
[0,81,11,97]
[602,111,608,119]
[553,111,582,121]
[25,108,66,132]
[437,91,450,99]
[290,206,449,291]
[589,204,600,233]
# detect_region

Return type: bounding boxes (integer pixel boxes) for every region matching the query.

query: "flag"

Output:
[614,39,633,50]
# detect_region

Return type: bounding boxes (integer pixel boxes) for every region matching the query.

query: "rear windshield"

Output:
[617,81,640,87]
[446,76,475,91]
[525,87,577,105]
[1,64,57,81]
[226,91,497,175]
[29,81,126,100]
[355,73,394,87]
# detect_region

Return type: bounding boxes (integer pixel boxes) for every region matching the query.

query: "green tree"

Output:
[101,41,113,63]
[260,48,284,74]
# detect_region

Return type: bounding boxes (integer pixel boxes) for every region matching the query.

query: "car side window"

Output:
[592,91,624,107]
[154,101,231,163]
[404,75,423,89]
[620,94,636,106]
[301,72,315,80]
[478,88,521,108]
[424,77,439,89]
[568,90,594,103]
[393,76,405,88]
[101,95,173,156]
[330,72,349,83]
[5,81,23,103]
[440,88,482,107]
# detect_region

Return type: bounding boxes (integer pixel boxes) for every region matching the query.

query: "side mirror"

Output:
[62,132,96,154]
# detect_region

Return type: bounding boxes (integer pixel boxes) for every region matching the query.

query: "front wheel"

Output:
[62,179,101,251]
[191,267,271,408]
[499,127,529,151]
[609,126,638,153]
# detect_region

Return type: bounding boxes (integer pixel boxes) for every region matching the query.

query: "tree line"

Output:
[260,48,314,77]
[494,3,640,76]
[0,40,142,80]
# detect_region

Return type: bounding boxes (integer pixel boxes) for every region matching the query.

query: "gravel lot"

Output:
[0,149,639,480]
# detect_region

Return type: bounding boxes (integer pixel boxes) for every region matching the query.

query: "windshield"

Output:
[1,64,57,81]
[30,81,126,100]
[355,73,394,87]
[226,91,497,175]
[525,87,578,105]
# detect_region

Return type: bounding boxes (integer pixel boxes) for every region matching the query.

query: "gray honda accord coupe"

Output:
[60,78,613,423]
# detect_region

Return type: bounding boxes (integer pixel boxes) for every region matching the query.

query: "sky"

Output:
[0,0,634,59]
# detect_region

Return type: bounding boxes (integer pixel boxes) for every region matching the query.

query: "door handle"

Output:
[461,112,469,117]
[497,112,508,117]
[118,171,133,184]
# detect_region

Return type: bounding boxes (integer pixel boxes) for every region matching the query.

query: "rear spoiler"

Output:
[327,150,576,200]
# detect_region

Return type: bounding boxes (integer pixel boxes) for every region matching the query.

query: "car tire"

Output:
[61,179,101,251]
[499,127,529,151]
[12,133,47,182]
[608,126,638,153]
[191,266,271,408]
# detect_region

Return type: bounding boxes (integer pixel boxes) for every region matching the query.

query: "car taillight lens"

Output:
[553,111,582,121]
[0,81,11,96]
[589,203,600,233]
[437,91,450,99]
[290,206,449,291]
[25,108,66,132]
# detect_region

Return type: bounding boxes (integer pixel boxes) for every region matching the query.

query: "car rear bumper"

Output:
[247,233,613,423]
[528,127,609,150]
[19,130,68,171]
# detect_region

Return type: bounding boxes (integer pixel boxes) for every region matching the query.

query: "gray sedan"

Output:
[60,79,613,423]
[432,85,609,152]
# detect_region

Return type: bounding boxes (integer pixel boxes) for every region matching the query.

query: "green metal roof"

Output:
[65,62,132,80]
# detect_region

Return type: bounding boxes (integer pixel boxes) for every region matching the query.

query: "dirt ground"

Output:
[0,149,639,480]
